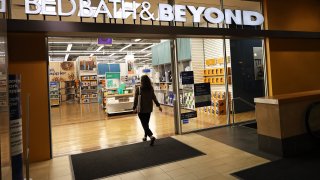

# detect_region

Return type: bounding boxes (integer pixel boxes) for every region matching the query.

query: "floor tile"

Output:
[139,167,165,177]
[166,167,190,178]
[159,162,181,172]
[120,171,147,180]
[145,173,172,180]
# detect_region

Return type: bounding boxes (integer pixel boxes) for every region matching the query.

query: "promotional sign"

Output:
[9,74,23,180]
[194,83,211,108]
[181,111,197,119]
[181,71,194,85]
[24,0,264,26]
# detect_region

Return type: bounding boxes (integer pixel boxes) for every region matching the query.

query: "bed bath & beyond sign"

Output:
[25,0,264,26]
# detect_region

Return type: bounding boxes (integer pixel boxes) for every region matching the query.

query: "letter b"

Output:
[159,4,174,22]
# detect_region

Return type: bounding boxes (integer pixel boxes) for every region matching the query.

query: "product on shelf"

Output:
[79,75,98,104]
[49,82,60,106]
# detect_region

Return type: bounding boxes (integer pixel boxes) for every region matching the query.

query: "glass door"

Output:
[176,38,231,133]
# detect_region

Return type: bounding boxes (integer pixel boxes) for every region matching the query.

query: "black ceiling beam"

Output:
[7,19,320,39]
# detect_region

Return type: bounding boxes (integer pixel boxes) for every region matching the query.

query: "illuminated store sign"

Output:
[25,0,264,26]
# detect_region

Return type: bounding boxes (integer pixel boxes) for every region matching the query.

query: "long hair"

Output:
[140,75,153,91]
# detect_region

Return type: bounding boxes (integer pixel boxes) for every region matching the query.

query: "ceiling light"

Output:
[90,54,94,57]
[64,54,69,61]
[144,53,152,57]
[96,46,104,52]
[66,44,72,51]
[119,44,132,52]
[134,39,142,42]
[109,53,116,57]
[140,44,155,52]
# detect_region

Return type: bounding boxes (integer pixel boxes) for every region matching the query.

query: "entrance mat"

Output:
[232,152,320,180]
[241,122,257,129]
[70,137,205,180]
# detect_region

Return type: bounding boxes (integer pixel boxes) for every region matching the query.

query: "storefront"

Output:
[4,0,267,162]
[2,1,320,177]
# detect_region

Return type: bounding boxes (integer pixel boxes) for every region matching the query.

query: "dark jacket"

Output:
[133,86,160,113]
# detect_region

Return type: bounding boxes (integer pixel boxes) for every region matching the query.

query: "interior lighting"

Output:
[96,46,104,52]
[119,44,132,52]
[140,44,155,52]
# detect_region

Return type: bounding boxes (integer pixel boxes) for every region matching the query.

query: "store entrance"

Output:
[47,37,176,157]
[47,36,266,157]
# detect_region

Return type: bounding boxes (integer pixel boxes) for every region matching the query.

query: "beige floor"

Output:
[51,103,255,157]
[3,133,269,180]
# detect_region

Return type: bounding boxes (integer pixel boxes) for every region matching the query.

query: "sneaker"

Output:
[142,137,147,142]
[150,137,156,146]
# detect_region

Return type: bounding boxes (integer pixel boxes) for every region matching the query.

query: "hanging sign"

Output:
[24,0,264,26]
[181,71,194,85]
[181,111,197,119]
[194,83,211,108]
[9,74,24,180]
[98,38,113,45]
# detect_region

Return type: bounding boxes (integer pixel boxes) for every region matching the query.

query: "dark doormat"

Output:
[70,137,205,180]
[241,122,257,129]
[232,152,320,180]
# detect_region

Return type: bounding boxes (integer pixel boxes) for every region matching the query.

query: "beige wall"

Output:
[8,33,51,162]
[264,0,320,95]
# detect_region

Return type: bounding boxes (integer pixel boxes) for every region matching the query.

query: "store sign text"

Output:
[25,0,264,26]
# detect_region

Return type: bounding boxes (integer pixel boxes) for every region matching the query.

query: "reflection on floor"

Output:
[51,103,255,157]
[6,133,270,180]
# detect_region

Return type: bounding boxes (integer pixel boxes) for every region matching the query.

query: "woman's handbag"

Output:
[136,87,142,113]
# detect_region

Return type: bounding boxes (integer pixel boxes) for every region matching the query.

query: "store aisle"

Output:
[51,103,255,156]
[51,105,175,157]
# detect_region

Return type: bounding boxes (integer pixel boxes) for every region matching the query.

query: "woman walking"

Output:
[133,75,162,146]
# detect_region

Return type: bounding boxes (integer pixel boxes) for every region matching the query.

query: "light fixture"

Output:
[134,39,142,42]
[109,53,116,57]
[140,44,155,52]
[144,53,152,57]
[119,44,132,52]
[90,54,94,57]
[64,54,69,61]
[125,52,135,63]
[66,44,72,51]
[96,46,104,52]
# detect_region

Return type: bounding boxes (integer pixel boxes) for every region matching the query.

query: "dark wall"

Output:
[230,39,264,113]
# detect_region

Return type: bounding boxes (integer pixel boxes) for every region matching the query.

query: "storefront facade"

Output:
[1,0,320,178]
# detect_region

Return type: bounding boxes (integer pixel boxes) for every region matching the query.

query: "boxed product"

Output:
[215,108,226,115]
[215,99,226,107]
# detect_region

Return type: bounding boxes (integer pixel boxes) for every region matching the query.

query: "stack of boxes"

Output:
[181,92,195,109]
[197,91,231,116]
[203,67,232,85]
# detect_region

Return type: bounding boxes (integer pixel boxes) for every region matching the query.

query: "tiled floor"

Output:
[22,133,269,180]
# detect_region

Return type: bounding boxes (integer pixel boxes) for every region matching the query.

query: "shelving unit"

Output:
[49,81,60,106]
[60,81,77,102]
[104,91,134,114]
[152,39,192,107]
[79,75,98,104]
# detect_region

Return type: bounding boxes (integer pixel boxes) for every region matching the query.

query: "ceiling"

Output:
[48,37,162,66]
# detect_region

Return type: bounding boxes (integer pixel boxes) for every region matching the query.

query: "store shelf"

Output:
[107,101,134,105]
[106,93,134,98]
[107,110,133,114]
